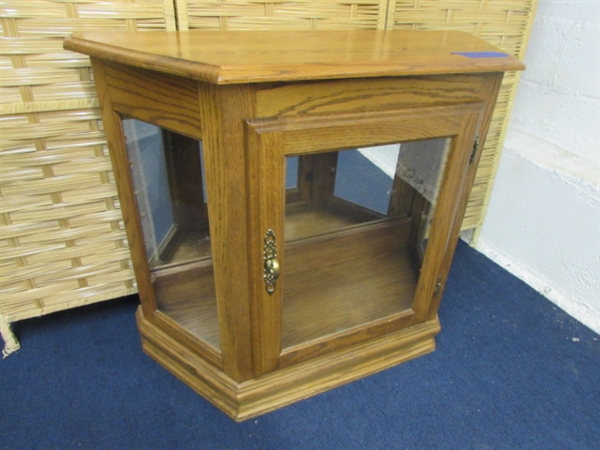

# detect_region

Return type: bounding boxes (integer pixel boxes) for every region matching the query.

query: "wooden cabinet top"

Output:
[64,30,524,85]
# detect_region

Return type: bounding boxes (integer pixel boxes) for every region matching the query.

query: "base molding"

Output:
[137,307,440,421]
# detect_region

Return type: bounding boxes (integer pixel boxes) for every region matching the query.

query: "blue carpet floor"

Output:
[1,241,599,450]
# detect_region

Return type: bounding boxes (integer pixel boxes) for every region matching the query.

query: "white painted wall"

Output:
[476,0,600,333]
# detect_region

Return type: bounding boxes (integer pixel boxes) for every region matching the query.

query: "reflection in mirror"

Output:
[334,145,399,214]
[282,139,450,349]
[283,140,449,258]
[395,139,449,262]
[286,156,299,189]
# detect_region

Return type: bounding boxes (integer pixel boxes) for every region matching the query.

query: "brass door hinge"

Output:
[433,276,443,298]
[470,136,480,165]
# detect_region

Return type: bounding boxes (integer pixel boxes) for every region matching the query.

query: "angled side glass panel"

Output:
[282,139,449,349]
[122,118,220,352]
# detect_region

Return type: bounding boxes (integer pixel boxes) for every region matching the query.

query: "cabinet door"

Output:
[246,102,482,373]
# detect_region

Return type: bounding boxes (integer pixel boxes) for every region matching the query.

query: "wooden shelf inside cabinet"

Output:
[64,30,523,421]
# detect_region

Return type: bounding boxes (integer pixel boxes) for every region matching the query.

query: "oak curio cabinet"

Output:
[64,30,523,421]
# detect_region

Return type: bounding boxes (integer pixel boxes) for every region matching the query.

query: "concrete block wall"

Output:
[476,0,600,333]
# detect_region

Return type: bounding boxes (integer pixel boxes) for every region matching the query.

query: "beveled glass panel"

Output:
[122,118,219,352]
[282,139,449,349]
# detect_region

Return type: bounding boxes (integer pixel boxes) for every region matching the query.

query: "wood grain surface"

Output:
[65,30,524,84]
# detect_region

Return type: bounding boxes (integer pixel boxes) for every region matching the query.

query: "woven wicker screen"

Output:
[0,0,177,354]
[175,0,390,30]
[0,0,537,355]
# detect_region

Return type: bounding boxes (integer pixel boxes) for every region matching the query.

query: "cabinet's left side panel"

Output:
[90,59,222,365]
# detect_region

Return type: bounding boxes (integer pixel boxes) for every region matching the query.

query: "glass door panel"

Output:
[281,139,450,349]
[122,118,220,352]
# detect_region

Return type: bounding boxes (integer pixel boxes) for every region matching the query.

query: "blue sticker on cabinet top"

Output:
[453,51,509,58]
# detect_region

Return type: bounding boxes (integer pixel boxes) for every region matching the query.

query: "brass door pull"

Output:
[263,229,279,294]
